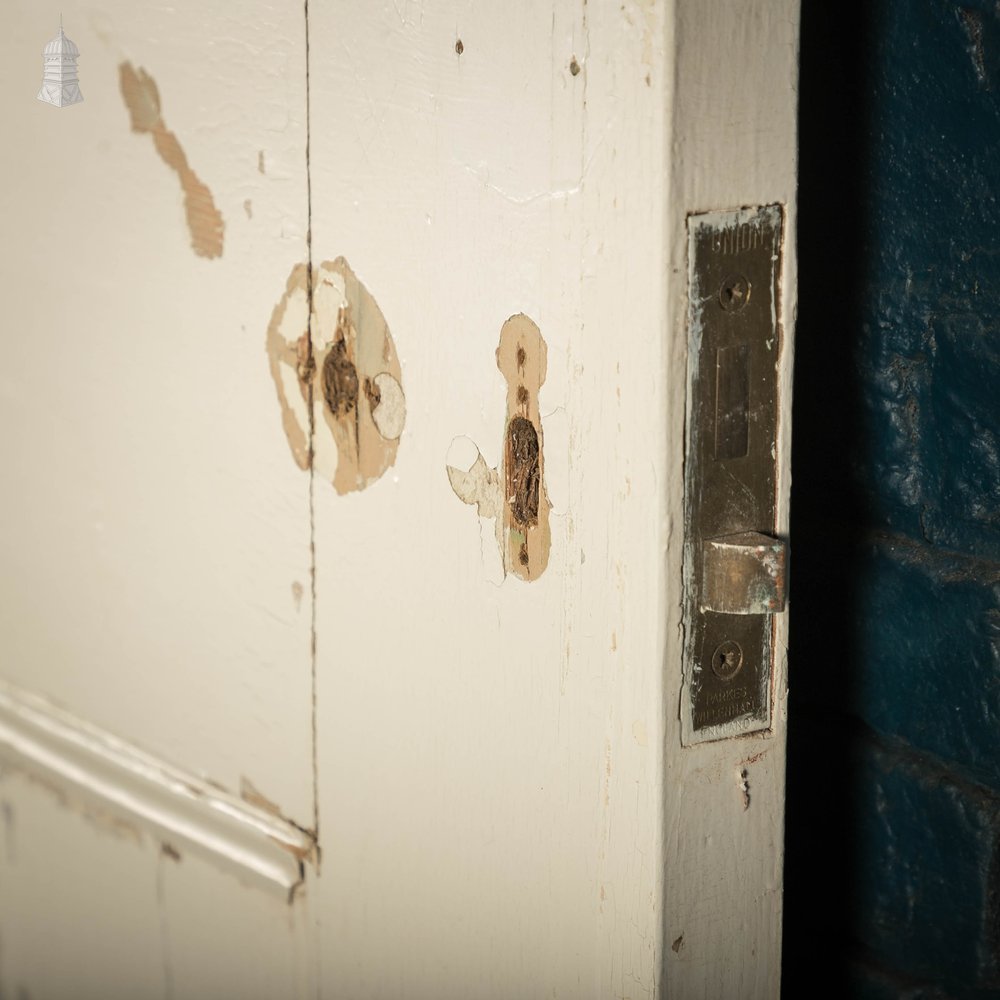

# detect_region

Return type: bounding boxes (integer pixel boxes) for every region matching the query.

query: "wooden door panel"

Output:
[0,2,315,825]
[0,770,313,1000]
[0,1,798,996]
[307,2,664,996]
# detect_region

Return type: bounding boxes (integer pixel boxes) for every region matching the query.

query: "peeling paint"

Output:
[447,314,551,581]
[118,62,225,259]
[270,833,314,865]
[240,776,282,818]
[446,444,501,520]
[368,372,406,440]
[266,258,405,493]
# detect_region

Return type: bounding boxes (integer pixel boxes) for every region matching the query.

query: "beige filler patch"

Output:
[266,258,405,493]
[447,314,551,581]
[119,62,225,259]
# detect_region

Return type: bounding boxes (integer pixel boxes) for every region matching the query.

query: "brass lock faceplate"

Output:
[682,205,785,745]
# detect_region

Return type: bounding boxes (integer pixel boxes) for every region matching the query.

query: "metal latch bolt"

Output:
[701,532,787,616]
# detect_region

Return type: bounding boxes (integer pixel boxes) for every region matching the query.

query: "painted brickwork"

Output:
[788,1,1000,995]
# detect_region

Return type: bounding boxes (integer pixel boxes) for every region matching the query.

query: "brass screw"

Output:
[711,640,744,680]
[719,274,751,313]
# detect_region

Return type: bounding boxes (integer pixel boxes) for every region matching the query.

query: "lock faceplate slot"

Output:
[682,205,784,745]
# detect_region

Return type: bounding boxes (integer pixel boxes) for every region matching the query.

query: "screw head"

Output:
[719,274,751,313]
[710,640,744,680]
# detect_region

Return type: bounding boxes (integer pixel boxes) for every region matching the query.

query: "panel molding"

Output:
[0,680,314,899]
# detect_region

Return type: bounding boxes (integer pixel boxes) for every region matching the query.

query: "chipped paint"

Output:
[118,62,225,259]
[2,766,144,848]
[161,842,182,862]
[266,258,405,493]
[0,679,313,896]
[240,776,282,818]
[739,768,751,810]
[447,315,551,581]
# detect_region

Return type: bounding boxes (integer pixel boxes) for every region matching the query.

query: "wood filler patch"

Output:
[447,314,551,581]
[119,62,225,259]
[266,258,405,493]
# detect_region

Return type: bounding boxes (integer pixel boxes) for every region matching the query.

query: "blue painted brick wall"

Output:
[854,540,1000,792]
[787,0,1000,995]
[860,0,1000,563]
[851,739,1000,995]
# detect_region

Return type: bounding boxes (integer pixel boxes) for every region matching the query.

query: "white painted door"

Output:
[0,2,798,998]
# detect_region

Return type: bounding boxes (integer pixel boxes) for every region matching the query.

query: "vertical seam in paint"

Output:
[304,0,319,847]
[303,12,323,995]
[155,853,175,1000]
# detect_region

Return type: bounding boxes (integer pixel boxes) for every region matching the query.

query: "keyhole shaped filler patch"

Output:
[447,314,551,581]
[266,258,405,494]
